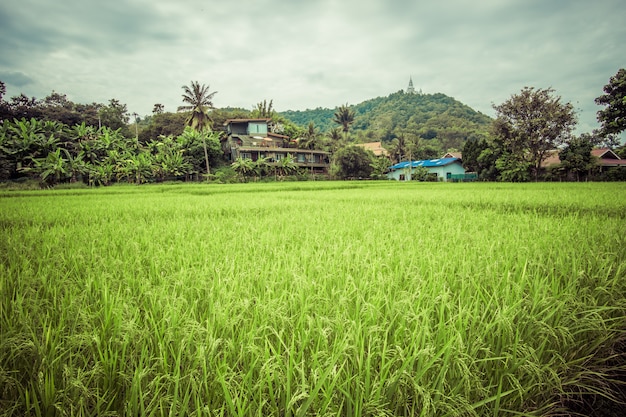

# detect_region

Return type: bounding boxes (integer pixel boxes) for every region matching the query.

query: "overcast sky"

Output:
[1,0,625,134]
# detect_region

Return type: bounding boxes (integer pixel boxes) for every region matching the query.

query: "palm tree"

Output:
[389,134,409,164]
[333,103,355,139]
[252,99,274,118]
[298,122,318,150]
[178,81,218,175]
[152,103,165,115]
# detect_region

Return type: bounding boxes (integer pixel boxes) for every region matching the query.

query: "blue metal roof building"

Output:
[387,157,466,181]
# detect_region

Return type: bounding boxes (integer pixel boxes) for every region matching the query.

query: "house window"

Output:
[241,152,252,159]
[275,153,285,161]
[248,122,268,135]
[297,154,306,162]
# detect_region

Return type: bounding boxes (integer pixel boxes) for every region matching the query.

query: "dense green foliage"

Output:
[2,76,624,184]
[0,88,133,138]
[0,118,223,184]
[331,145,374,179]
[1,182,625,416]
[491,87,577,181]
[596,68,626,137]
[281,91,492,150]
[558,134,596,181]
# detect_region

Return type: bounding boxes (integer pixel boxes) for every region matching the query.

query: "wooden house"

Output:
[222,119,331,174]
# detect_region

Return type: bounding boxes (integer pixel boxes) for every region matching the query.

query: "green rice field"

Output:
[1,182,625,416]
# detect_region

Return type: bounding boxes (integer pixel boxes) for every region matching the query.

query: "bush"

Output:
[211,166,239,183]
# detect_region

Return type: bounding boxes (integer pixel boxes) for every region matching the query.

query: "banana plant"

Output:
[30,148,70,185]
[117,152,154,184]
[231,157,255,182]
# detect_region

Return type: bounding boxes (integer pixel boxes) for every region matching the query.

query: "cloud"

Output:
[0,71,34,88]
[0,0,624,135]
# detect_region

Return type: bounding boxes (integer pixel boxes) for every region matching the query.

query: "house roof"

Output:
[542,148,624,168]
[592,148,620,159]
[224,118,271,126]
[389,157,461,170]
[268,132,289,139]
[355,142,389,156]
[442,152,462,159]
[540,150,561,167]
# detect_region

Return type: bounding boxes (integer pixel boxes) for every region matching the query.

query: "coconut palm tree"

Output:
[178,81,218,175]
[333,103,355,138]
[298,122,319,150]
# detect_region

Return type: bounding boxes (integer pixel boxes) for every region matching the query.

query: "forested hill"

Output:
[280,90,493,148]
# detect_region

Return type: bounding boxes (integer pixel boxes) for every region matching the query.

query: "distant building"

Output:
[541,147,626,172]
[591,148,626,171]
[406,77,422,95]
[442,152,462,159]
[387,157,467,181]
[355,142,389,157]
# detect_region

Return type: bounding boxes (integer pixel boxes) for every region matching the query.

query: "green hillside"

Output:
[280,90,493,151]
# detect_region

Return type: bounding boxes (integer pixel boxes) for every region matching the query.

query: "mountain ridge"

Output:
[279,90,493,151]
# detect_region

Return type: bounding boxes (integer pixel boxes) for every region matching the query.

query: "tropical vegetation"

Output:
[1,182,625,416]
[1,69,625,186]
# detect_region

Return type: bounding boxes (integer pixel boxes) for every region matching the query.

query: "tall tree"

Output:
[298,122,319,150]
[559,134,595,181]
[152,103,165,115]
[40,92,80,126]
[492,87,577,181]
[595,68,626,137]
[388,134,409,164]
[176,126,221,179]
[332,145,374,179]
[462,137,485,173]
[333,103,355,138]
[177,81,218,175]
[252,99,274,119]
[0,81,9,122]
[6,94,41,121]
[99,99,130,133]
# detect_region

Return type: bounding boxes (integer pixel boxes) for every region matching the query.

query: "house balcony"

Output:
[235,146,331,168]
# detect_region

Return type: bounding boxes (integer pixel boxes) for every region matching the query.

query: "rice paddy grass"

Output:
[1,181,625,416]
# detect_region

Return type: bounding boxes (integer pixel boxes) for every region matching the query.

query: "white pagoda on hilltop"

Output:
[406,77,416,94]
[406,77,423,95]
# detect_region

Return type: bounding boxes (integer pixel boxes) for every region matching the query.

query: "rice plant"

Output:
[0,181,625,416]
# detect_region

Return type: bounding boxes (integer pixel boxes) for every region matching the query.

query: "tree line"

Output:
[1,69,625,186]
[459,69,626,182]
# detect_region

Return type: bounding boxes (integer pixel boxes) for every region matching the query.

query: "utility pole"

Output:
[132,112,139,140]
